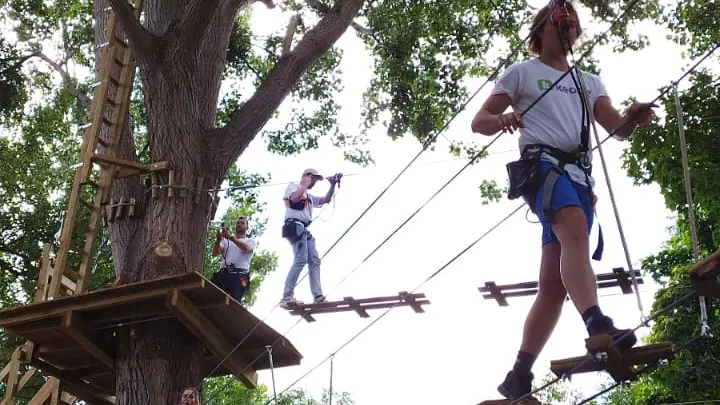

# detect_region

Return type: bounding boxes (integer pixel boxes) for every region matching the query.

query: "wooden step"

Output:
[689,249,720,298]
[550,334,674,383]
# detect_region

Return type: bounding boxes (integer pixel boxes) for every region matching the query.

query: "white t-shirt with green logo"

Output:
[491,58,608,187]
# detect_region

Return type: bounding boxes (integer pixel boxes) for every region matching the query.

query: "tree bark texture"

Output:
[89,0,364,403]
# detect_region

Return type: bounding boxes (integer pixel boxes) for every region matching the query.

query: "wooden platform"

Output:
[0,272,302,398]
[689,249,720,298]
[550,334,674,383]
[479,268,643,307]
[286,291,430,322]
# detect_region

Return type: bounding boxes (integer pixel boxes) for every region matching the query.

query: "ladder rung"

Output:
[102,117,114,127]
[114,57,125,67]
[82,180,100,189]
[106,97,116,107]
[109,76,120,87]
[97,138,109,147]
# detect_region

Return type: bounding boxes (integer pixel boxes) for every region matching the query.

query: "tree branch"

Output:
[24,51,90,107]
[305,0,373,36]
[108,0,161,67]
[165,0,225,65]
[217,0,365,162]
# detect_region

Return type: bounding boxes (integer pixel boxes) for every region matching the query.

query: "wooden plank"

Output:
[60,311,114,370]
[166,289,259,388]
[0,272,205,327]
[689,249,720,298]
[30,358,116,404]
[550,335,675,383]
[288,297,431,321]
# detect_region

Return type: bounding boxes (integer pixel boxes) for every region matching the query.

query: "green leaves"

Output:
[360,0,530,145]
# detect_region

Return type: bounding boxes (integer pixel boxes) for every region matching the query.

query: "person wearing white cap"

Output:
[279,168,341,308]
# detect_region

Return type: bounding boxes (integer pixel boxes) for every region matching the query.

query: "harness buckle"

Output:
[578,152,592,170]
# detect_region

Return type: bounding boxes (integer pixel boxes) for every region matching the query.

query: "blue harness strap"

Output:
[529,145,605,261]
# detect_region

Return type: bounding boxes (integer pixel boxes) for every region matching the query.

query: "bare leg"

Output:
[498,243,566,400]
[519,242,567,356]
[551,206,598,314]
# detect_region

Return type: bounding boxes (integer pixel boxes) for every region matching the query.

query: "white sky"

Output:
[220,1,718,404]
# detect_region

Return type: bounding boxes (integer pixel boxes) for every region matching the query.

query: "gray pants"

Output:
[283,229,323,299]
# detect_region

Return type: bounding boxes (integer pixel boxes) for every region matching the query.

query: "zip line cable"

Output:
[249,26,719,405]
[205,6,716,403]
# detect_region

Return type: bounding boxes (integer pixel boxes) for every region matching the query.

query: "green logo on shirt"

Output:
[537,78,590,95]
[537,79,553,91]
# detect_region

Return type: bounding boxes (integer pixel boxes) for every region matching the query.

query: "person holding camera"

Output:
[279,168,341,309]
[211,216,257,303]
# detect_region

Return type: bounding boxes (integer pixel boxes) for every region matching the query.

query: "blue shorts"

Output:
[524,161,594,246]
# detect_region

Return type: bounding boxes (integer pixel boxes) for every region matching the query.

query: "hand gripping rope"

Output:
[256,29,720,405]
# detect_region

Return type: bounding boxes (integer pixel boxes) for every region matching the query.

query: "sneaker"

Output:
[279,297,297,309]
[497,370,538,401]
[591,315,637,350]
[313,295,327,304]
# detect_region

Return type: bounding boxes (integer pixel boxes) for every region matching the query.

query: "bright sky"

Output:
[216,1,717,404]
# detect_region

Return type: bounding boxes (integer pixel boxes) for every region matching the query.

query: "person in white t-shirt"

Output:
[279,168,340,309]
[211,216,257,303]
[471,0,656,400]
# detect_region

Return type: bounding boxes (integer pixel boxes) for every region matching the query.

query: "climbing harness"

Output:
[506,0,605,260]
[672,82,711,337]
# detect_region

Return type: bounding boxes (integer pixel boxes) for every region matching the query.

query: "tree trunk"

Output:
[90,0,365,402]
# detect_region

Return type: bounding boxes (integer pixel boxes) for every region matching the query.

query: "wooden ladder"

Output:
[0,245,80,405]
[47,0,146,300]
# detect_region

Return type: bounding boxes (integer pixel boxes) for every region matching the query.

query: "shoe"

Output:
[313,295,327,304]
[279,297,297,309]
[497,370,538,401]
[590,315,637,350]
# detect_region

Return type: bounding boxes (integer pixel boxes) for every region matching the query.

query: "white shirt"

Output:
[491,58,608,187]
[283,182,324,224]
[219,237,256,270]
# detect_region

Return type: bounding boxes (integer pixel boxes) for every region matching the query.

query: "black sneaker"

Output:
[590,315,637,350]
[497,370,538,401]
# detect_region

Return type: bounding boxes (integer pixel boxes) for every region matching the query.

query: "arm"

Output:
[593,96,636,140]
[212,234,224,256]
[317,181,337,205]
[471,93,513,135]
[288,183,308,202]
[230,237,254,253]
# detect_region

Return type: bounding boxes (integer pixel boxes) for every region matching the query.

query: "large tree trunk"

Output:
[91,0,365,403]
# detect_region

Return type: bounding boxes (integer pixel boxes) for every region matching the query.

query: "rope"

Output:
[672,82,711,337]
[328,353,334,405]
[266,345,278,405]
[570,53,646,322]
